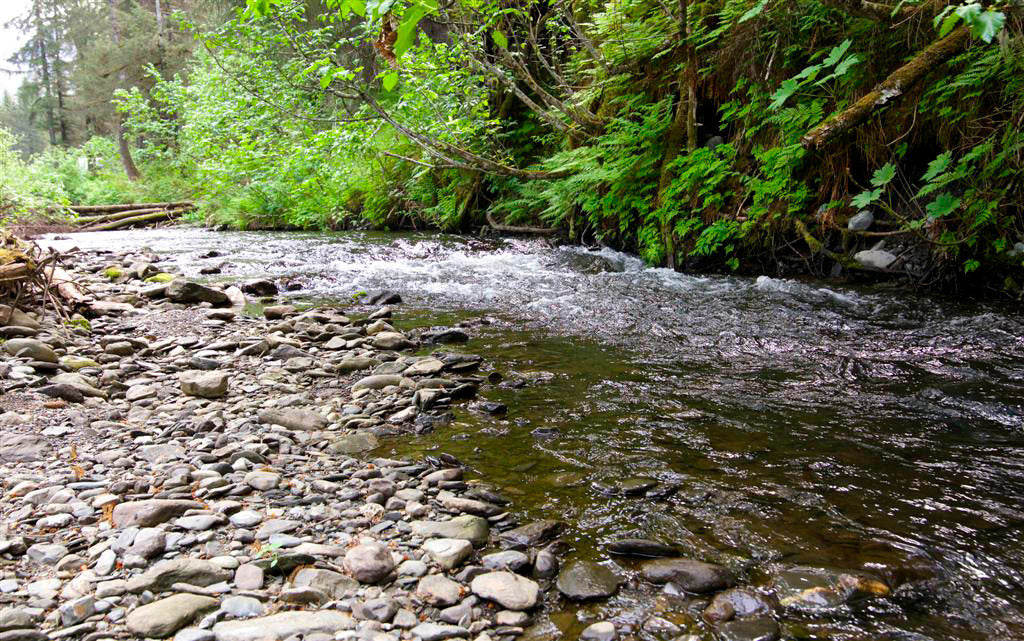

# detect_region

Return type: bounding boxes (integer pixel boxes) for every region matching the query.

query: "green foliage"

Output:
[0,126,69,221]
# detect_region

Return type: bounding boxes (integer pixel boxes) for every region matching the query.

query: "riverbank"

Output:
[2,233,1024,641]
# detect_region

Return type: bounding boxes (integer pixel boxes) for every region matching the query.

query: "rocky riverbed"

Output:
[0,243,980,641]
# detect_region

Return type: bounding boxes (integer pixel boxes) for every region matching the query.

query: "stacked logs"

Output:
[70,202,194,231]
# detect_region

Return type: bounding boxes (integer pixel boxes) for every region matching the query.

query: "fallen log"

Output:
[74,204,193,226]
[0,262,32,282]
[74,207,171,225]
[485,212,558,236]
[801,26,970,150]
[83,209,183,232]
[68,201,194,214]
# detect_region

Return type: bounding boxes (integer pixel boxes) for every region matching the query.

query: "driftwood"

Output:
[485,212,558,236]
[84,209,184,232]
[0,263,33,282]
[801,26,970,150]
[45,266,90,306]
[68,201,194,214]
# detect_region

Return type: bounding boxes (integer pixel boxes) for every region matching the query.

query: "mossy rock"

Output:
[104,267,124,280]
[145,273,176,283]
[64,317,92,332]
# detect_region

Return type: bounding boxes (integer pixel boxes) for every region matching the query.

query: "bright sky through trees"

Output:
[0,0,31,96]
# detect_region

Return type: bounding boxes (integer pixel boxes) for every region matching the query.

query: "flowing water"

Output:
[45,229,1024,640]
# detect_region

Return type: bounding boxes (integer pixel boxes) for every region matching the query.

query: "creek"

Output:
[45,228,1024,640]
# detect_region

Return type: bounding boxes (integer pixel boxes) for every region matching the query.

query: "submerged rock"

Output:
[717,615,780,641]
[607,538,677,558]
[499,520,564,547]
[555,560,621,600]
[640,558,734,593]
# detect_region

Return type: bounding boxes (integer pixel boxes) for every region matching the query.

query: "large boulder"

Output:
[556,560,622,600]
[640,558,734,593]
[343,542,395,584]
[470,572,540,610]
[371,332,414,351]
[112,499,204,528]
[125,593,218,638]
[3,338,56,362]
[126,558,232,594]
[853,249,898,270]
[166,280,229,306]
[0,305,39,329]
[411,516,489,547]
[212,611,352,641]
[258,408,327,431]
[180,370,229,399]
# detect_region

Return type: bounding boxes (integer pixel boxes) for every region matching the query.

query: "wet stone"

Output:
[499,520,564,547]
[470,572,540,610]
[704,588,774,623]
[717,616,781,641]
[640,558,734,594]
[581,621,617,641]
[555,560,621,600]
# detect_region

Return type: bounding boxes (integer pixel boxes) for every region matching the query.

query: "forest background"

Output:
[1,0,1021,295]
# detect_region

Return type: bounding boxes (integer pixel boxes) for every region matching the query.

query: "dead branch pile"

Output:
[0,231,84,320]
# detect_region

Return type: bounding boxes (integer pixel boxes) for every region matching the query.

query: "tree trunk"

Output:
[35,3,56,146]
[680,0,698,152]
[51,2,69,145]
[108,0,141,181]
[653,0,700,270]
[154,0,164,37]
[69,201,194,214]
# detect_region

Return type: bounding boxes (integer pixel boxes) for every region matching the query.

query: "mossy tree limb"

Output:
[800,26,970,150]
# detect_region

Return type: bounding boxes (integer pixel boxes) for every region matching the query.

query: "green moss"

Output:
[145,272,176,283]
[104,267,124,280]
[64,317,92,331]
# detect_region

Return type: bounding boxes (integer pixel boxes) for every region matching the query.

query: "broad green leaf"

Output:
[851,188,881,209]
[926,192,960,218]
[382,70,399,91]
[822,39,852,67]
[921,152,952,182]
[794,63,823,82]
[938,11,961,38]
[738,0,769,23]
[833,54,860,77]
[870,163,897,188]
[492,29,508,49]
[963,259,980,274]
[933,5,955,29]
[394,5,428,58]
[955,3,982,25]
[769,79,798,110]
[967,10,1005,43]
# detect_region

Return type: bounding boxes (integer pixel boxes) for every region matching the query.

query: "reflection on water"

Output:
[44,228,1024,640]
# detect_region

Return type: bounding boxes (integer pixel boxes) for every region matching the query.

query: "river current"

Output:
[44,229,1024,640]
